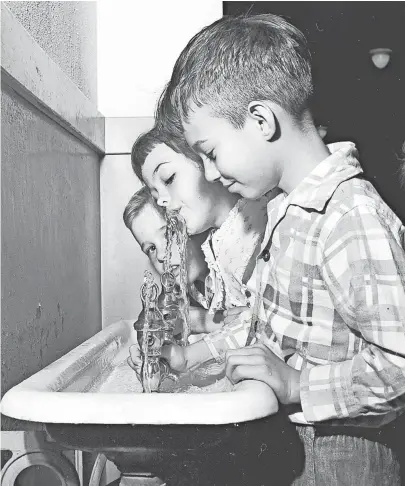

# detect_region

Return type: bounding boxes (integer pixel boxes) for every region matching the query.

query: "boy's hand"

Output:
[160,343,188,373]
[223,306,251,326]
[225,342,301,405]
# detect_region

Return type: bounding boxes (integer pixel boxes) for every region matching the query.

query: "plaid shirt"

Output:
[251,142,405,427]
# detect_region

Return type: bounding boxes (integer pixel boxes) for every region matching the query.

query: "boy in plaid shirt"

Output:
[158,13,405,485]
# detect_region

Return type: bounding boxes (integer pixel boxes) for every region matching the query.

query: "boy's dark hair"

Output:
[123,186,165,230]
[164,14,313,130]
[131,122,203,182]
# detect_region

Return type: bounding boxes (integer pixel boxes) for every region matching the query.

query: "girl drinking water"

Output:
[128,126,281,371]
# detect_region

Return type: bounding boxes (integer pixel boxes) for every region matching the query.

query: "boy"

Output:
[159,14,405,485]
[124,187,303,486]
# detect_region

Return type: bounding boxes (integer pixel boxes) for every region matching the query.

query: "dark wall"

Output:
[224,2,405,222]
[1,85,102,430]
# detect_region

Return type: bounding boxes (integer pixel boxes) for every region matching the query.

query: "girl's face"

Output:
[141,143,228,235]
[130,203,207,285]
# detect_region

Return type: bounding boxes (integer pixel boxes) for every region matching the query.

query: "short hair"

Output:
[123,186,165,230]
[131,123,203,183]
[165,14,313,130]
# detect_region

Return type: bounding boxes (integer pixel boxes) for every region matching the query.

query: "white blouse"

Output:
[201,190,283,313]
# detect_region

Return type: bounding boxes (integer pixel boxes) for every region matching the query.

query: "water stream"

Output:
[165,210,191,345]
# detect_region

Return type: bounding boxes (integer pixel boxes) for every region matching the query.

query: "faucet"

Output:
[135,273,178,392]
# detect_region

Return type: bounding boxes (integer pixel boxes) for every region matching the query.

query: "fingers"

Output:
[129,344,142,362]
[127,356,139,372]
[227,363,271,386]
[225,352,267,383]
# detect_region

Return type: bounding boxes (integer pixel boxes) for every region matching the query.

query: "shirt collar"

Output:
[286,141,363,212]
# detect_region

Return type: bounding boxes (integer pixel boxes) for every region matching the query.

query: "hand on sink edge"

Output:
[225,342,301,405]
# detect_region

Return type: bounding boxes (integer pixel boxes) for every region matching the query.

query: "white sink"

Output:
[1,320,278,425]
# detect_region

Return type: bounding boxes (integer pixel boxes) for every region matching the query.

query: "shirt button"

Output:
[245,290,251,298]
[261,250,270,262]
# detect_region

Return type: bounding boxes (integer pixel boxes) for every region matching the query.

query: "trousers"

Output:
[291,424,401,486]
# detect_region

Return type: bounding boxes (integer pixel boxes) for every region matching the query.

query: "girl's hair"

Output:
[123,186,165,230]
[131,124,203,183]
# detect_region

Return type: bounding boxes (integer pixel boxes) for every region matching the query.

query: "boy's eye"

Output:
[163,174,175,186]
[145,245,156,256]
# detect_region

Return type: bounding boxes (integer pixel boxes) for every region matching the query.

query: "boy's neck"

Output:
[278,124,331,195]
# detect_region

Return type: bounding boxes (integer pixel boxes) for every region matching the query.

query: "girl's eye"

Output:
[164,174,175,186]
[206,150,216,161]
[146,245,156,256]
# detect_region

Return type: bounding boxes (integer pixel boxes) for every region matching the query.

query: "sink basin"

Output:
[1,320,299,485]
[1,319,278,425]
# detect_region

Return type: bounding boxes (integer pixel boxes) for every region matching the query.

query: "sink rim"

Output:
[1,319,278,425]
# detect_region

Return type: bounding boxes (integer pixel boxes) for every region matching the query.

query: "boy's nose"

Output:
[203,159,221,182]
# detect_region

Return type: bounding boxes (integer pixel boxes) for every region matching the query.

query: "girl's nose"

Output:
[203,159,221,182]
[157,194,169,207]
[156,246,166,264]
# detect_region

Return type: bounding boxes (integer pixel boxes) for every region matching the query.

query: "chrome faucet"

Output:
[135,273,178,392]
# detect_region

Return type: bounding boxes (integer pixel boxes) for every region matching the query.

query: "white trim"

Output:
[1,4,105,154]
[0,320,279,425]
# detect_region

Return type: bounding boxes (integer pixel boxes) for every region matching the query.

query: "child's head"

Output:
[160,14,314,199]
[131,127,239,235]
[123,186,207,285]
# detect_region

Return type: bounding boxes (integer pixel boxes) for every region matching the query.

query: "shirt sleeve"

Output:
[202,310,252,362]
[300,205,405,422]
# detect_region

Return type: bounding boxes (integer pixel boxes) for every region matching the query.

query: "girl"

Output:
[131,126,279,316]
[123,185,219,334]
[128,126,281,372]
[123,187,252,374]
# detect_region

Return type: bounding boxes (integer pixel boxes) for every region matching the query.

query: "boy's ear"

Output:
[247,101,276,141]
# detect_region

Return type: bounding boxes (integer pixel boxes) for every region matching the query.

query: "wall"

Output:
[97,0,222,330]
[1,2,102,432]
[101,117,155,328]
[97,0,222,117]
[6,1,98,104]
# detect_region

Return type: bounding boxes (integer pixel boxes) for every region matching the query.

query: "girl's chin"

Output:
[186,222,210,236]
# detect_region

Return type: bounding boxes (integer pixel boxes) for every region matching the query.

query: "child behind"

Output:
[123,187,253,374]
[161,13,405,485]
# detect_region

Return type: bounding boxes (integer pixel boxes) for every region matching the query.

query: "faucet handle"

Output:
[140,282,159,307]
[161,271,175,291]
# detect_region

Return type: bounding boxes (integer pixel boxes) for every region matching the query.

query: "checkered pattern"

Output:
[201,311,253,358]
[252,142,405,426]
